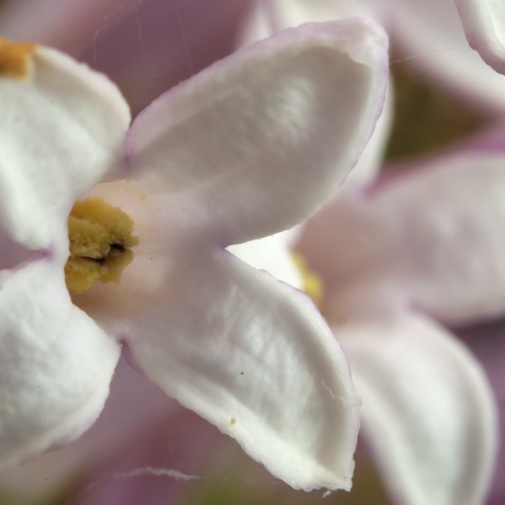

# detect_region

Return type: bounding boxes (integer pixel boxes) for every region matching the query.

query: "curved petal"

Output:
[454,0,505,74]
[384,0,505,114]
[0,258,121,469]
[0,358,182,501]
[239,0,394,192]
[126,19,388,245]
[299,150,505,325]
[0,42,130,250]
[90,248,360,491]
[334,311,497,505]
[342,80,393,190]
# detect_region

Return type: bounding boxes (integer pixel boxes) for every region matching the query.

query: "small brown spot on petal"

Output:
[0,37,36,79]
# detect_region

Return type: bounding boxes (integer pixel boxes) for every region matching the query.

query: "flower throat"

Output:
[65,198,139,294]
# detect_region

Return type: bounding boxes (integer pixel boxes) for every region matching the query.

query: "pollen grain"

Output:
[65,198,139,294]
[0,37,35,79]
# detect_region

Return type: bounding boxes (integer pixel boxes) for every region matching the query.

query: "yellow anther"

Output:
[292,252,324,307]
[0,37,35,79]
[65,198,139,294]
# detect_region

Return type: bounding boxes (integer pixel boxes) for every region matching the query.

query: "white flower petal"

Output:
[0,259,120,469]
[454,0,505,74]
[125,19,388,245]
[0,357,181,500]
[342,81,393,190]
[240,1,394,192]
[0,43,130,250]
[299,150,505,325]
[106,250,359,491]
[334,311,497,505]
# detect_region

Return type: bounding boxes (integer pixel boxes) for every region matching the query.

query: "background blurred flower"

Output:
[297,140,503,505]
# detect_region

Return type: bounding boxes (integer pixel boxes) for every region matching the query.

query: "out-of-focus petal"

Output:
[454,0,505,74]
[125,19,388,245]
[0,259,120,469]
[0,0,134,51]
[0,42,130,251]
[299,150,505,325]
[465,122,505,153]
[96,249,359,492]
[239,0,371,45]
[334,310,497,505]
[384,0,505,114]
[459,318,505,505]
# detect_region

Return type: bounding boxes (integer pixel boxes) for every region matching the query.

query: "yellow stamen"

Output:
[65,198,139,294]
[0,37,35,79]
[292,252,324,307]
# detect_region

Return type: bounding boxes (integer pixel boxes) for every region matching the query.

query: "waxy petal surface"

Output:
[91,248,360,491]
[334,311,497,505]
[0,259,120,469]
[240,1,393,191]
[0,44,130,250]
[454,0,505,74]
[126,19,388,245]
[300,151,505,325]
[342,82,393,190]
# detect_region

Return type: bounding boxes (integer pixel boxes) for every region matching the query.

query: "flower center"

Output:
[65,198,139,294]
[292,252,323,307]
[0,37,35,79]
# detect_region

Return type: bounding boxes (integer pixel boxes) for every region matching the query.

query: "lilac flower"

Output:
[0,19,388,492]
[297,142,501,505]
